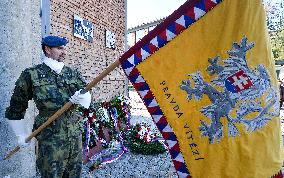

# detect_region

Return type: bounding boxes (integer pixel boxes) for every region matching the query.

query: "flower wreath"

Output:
[126,122,167,155]
[79,95,131,170]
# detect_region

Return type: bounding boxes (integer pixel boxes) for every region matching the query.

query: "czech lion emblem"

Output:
[180,37,279,144]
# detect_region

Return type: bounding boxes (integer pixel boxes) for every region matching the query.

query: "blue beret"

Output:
[42,35,68,47]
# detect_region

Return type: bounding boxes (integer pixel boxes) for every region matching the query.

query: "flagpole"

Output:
[4,59,121,160]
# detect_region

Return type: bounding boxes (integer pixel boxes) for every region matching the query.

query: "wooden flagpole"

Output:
[4,59,121,160]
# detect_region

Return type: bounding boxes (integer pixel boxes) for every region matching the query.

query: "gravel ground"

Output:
[83,152,177,178]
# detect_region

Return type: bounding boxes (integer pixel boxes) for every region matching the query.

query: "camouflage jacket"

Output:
[5,63,86,139]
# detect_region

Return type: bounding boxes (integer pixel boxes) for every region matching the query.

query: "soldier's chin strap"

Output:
[3,59,121,160]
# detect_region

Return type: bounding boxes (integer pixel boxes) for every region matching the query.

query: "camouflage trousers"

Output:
[34,110,84,178]
[36,135,83,178]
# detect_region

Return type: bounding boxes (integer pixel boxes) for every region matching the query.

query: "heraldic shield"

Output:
[120,0,284,177]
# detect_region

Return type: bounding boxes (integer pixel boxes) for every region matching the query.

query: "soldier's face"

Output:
[46,46,67,62]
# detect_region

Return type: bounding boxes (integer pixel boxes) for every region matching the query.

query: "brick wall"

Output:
[49,0,127,101]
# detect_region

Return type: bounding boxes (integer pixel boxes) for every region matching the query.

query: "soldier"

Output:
[5,35,91,178]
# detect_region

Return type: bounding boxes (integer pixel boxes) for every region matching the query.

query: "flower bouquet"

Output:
[126,122,166,155]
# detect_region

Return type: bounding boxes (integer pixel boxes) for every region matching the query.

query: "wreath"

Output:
[126,122,166,155]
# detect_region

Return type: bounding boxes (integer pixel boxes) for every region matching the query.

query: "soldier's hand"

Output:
[69,89,91,108]
[17,134,31,148]
[7,119,31,148]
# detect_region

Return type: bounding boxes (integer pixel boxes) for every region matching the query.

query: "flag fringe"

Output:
[272,170,283,178]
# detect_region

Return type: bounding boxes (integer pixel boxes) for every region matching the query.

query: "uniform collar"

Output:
[42,56,64,74]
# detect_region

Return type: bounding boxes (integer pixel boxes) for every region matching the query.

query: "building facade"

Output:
[43,0,128,101]
[127,18,164,48]
[0,0,127,177]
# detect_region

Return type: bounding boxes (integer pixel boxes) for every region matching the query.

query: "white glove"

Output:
[17,134,30,148]
[69,89,91,108]
[8,120,30,148]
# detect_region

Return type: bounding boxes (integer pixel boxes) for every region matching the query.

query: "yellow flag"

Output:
[120,0,283,177]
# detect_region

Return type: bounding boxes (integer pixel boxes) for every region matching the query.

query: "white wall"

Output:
[0,0,41,177]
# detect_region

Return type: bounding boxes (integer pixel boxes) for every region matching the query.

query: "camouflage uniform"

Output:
[6,63,86,178]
